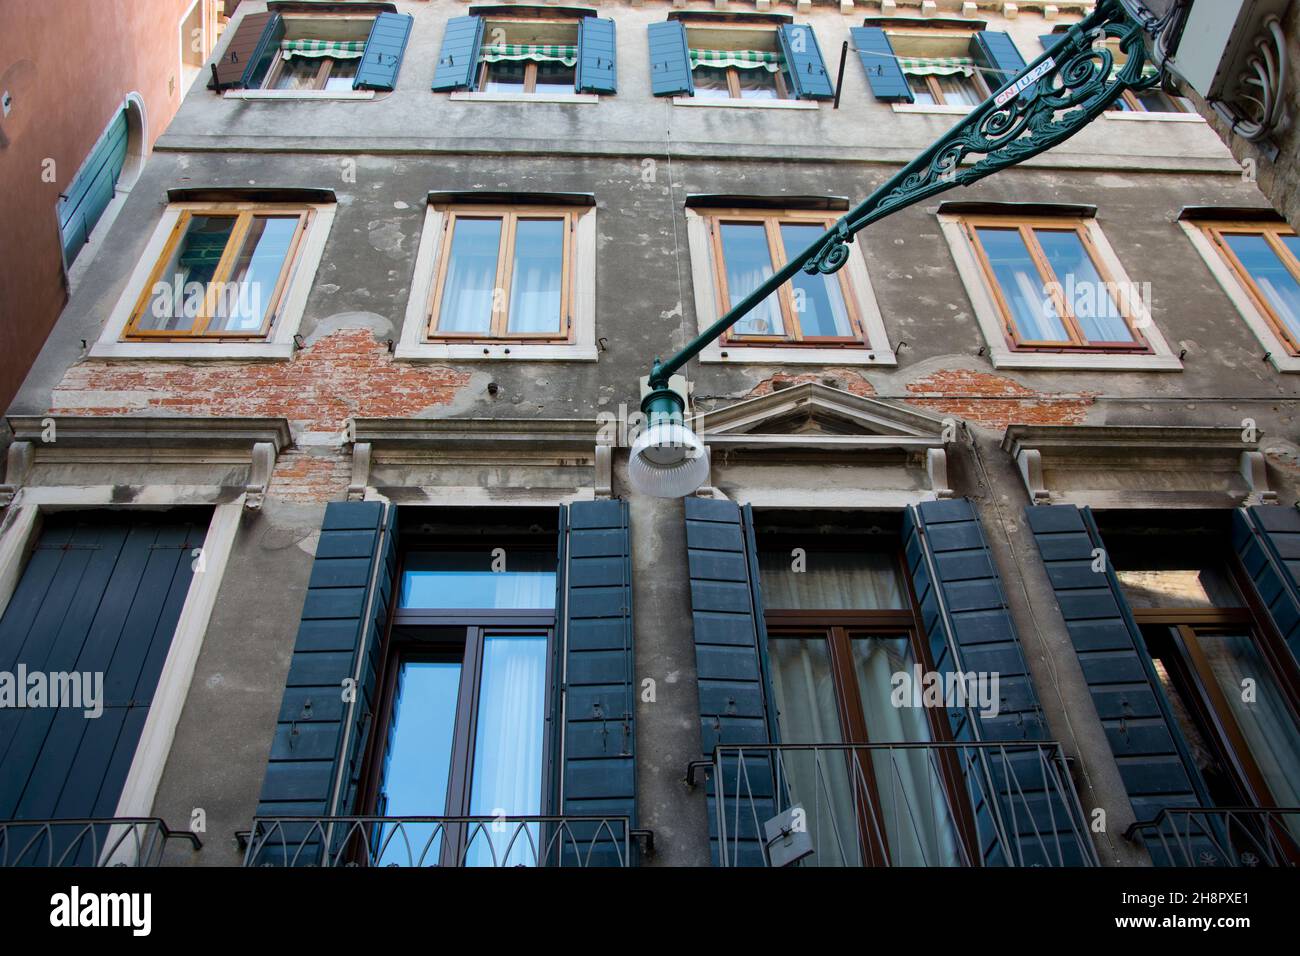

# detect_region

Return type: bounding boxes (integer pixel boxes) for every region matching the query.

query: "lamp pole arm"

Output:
[646,0,1162,393]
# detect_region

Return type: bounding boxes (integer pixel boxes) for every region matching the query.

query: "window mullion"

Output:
[491,214,515,338]
[768,220,801,341]
[1264,228,1300,285]
[1025,226,1085,346]
[198,212,252,336]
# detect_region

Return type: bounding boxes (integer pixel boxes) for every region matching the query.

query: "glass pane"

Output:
[1035,229,1134,343]
[759,548,905,610]
[210,216,299,333]
[1116,567,1242,610]
[767,635,858,866]
[375,660,461,865]
[851,636,962,866]
[1133,89,1182,112]
[323,58,359,91]
[780,223,853,338]
[692,66,731,99]
[535,61,575,93]
[907,75,937,105]
[507,219,564,334]
[737,67,781,100]
[483,60,527,92]
[136,215,236,332]
[1224,233,1300,344]
[935,74,981,106]
[720,222,784,336]
[466,635,548,866]
[271,57,320,90]
[400,550,556,609]
[974,226,1070,342]
[436,218,501,334]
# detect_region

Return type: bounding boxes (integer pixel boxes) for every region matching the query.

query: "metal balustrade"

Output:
[0,818,201,866]
[1125,808,1300,867]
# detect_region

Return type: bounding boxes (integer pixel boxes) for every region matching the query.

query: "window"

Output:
[478,19,579,94]
[902,60,988,107]
[687,24,791,100]
[961,217,1149,351]
[365,536,558,868]
[1112,87,1193,114]
[260,15,372,91]
[1200,222,1300,354]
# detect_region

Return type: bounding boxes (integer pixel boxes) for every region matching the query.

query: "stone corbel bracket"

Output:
[1240,450,1278,506]
[244,441,278,511]
[0,441,34,508]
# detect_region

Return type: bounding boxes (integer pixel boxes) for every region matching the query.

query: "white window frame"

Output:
[90,200,336,360]
[937,212,1183,371]
[396,202,598,362]
[683,207,896,366]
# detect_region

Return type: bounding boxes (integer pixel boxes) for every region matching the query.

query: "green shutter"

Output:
[432,15,485,92]
[209,10,280,89]
[970,31,1027,96]
[576,17,617,95]
[850,27,913,102]
[648,20,693,97]
[58,110,129,266]
[1235,506,1300,670]
[778,23,834,100]
[354,11,413,91]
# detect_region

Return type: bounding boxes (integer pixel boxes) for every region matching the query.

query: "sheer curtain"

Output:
[759,549,904,610]
[438,218,500,334]
[720,223,784,336]
[507,219,564,334]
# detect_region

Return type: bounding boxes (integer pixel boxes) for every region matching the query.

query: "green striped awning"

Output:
[689,49,783,73]
[481,43,578,67]
[898,56,976,77]
[281,39,366,60]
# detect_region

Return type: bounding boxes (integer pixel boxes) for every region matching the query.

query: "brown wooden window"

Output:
[687,25,790,101]
[905,70,988,107]
[265,53,360,91]
[1200,221,1300,354]
[122,204,311,341]
[962,216,1150,352]
[262,15,374,91]
[426,207,576,343]
[704,210,867,347]
[477,19,579,94]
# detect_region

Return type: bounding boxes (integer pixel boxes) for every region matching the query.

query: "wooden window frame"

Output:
[692,63,789,100]
[426,206,577,344]
[476,59,577,94]
[1201,221,1300,355]
[962,215,1152,353]
[704,208,868,348]
[905,70,989,106]
[264,52,358,91]
[121,203,311,342]
[684,22,791,101]
[1116,88,1192,113]
[476,17,579,95]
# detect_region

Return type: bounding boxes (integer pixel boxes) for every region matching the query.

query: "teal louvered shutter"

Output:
[1040,33,1066,52]
[778,24,834,100]
[58,110,129,267]
[240,12,285,90]
[576,17,617,94]
[648,20,693,97]
[559,500,636,865]
[252,501,396,865]
[353,11,413,91]
[850,27,912,102]
[432,15,484,92]
[685,498,777,867]
[209,10,279,89]
[1023,505,1210,865]
[0,513,204,864]
[970,30,1027,95]
[1234,506,1300,668]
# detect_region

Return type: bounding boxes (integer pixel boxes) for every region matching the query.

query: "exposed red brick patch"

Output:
[746,368,876,398]
[267,450,352,503]
[904,368,1096,429]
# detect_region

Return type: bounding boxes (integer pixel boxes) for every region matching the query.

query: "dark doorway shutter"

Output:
[685,497,776,866]
[969,31,1027,95]
[850,27,913,102]
[253,501,396,864]
[208,11,284,90]
[0,512,205,860]
[576,17,618,95]
[1023,505,1209,865]
[778,24,834,100]
[353,11,414,91]
[648,20,693,97]
[558,500,636,865]
[58,110,128,267]
[1234,506,1300,669]
[432,15,485,91]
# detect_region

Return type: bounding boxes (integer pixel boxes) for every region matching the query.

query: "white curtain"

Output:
[438,219,500,334]
[759,550,905,610]
[508,220,564,334]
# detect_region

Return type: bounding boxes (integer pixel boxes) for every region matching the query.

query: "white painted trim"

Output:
[1103,110,1205,123]
[0,506,41,619]
[91,202,336,360]
[396,202,599,362]
[1179,220,1300,373]
[112,499,243,823]
[222,89,376,100]
[892,103,971,115]
[672,96,818,109]
[684,208,897,366]
[449,91,599,104]
[937,214,1183,372]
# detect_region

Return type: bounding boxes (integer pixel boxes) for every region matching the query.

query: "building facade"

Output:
[2,0,1299,869]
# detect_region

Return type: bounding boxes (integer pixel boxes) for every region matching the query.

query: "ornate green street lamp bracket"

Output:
[640,0,1162,425]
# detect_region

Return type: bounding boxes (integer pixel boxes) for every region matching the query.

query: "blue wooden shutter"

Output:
[559,500,635,865]
[1023,504,1209,865]
[576,17,617,95]
[353,11,413,91]
[0,513,204,862]
[241,12,285,90]
[252,501,396,864]
[648,20,693,97]
[850,27,912,102]
[58,110,129,266]
[432,15,484,92]
[1040,33,1066,52]
[208,10,280,89]
[970,30,1027,95]
[685,497,777,866]
[1234,506,1300,668]
[778,24,834,100]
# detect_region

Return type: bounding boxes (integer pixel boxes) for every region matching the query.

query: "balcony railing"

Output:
[0,818,202,867]
[243,815,638,867]
[706,741,1098,867]
[1125,808,1300,867]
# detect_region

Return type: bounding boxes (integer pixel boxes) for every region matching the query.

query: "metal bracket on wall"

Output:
[244,441,277,511]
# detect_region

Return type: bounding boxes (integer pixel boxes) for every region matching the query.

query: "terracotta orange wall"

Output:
[0,0,213,411]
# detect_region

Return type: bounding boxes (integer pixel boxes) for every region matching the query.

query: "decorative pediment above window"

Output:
[696,382,955,506]
[1001,424,1277,508]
